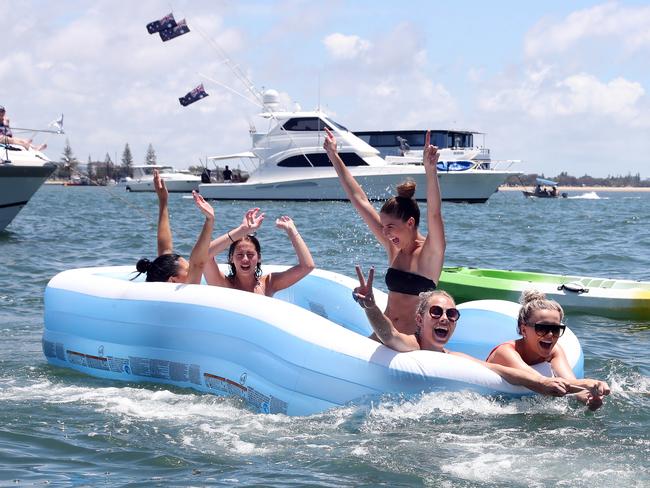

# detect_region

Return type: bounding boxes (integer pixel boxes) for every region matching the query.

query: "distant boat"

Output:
[523,177,567,199]
[198,90,518,203]
[124,165,201,193]
[0,143,56,232]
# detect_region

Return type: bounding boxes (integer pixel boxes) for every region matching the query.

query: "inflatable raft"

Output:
[439,266,650,320]
[43,266,584,416]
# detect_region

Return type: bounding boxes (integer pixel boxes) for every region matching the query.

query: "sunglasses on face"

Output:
[428,305,460,322]
[528,322,566,337]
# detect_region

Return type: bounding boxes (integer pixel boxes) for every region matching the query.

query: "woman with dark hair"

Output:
[203,208,315,296]
[324,128,445,336]
[134,170,214,284]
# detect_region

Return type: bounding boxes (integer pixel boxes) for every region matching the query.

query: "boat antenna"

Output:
[190,21,318,168]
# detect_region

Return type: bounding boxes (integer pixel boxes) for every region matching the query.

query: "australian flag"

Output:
[160,19,190,42]
[179,84,209,107]
[146,13,176,34]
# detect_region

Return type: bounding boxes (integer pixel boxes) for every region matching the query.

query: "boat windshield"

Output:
[281,117,348,132]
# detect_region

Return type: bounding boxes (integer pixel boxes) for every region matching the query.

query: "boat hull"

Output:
[439,267,650,320]
[0,158,56,231]
[199,168,511,202]
[43,266,583,415]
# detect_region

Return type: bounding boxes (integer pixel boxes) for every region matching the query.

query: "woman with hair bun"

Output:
[486,290,611,410]
[324,128,445,336]
[134,170,214,284]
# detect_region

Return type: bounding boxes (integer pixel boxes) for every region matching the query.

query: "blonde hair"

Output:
[517,289,564,334]
[416,290,455,318]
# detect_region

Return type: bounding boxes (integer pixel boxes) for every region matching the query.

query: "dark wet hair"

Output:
[380,180,420,227]
[227,235,262,279]
[133,253,182,282]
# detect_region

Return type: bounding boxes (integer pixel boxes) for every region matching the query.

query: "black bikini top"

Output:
[385,267,437,296]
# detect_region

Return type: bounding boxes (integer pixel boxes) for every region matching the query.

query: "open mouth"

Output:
[539,339,554,351]
[433,327,449,340]
[391,237,400,245]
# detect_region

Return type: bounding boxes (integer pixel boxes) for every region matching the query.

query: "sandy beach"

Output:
[499,186,650,192]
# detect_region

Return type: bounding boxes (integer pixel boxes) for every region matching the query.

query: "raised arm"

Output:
[186,191,215,285]
[419,130,445,282]
[265,216,315,295]
[204,208,265,287]
[353,265,419,352]
[154,170,173,256]
[323,128,394,255]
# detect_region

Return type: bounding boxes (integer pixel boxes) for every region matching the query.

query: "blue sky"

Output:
[2,0,649,177]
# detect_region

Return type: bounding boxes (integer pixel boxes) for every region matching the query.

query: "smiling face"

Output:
[520,308,563,360]
[230,239,260,276]
[415,294,459,352]
[379,213,415,248]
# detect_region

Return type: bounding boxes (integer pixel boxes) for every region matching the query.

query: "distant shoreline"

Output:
[499,186,650,193]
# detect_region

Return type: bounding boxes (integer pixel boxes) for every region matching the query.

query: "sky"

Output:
[2,0,649,178]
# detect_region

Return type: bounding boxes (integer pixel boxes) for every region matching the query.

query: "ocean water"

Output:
[1,186,649,487]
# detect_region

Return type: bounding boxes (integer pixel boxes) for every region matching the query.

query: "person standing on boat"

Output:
[134,170,214,283]
[351,266,586,398]
[222,165,233,182]
[324,127,445,337]
[486,290,610,410]
[203,208,315,296]
[0,105,47,151]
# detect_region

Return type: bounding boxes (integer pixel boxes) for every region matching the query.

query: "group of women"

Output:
[136,127,610,411]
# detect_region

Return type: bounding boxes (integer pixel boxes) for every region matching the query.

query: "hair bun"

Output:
[136,258,151,273]
[396,179,416,199]
[520,289,546,305]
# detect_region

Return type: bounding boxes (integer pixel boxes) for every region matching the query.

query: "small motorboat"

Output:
[439,266,650,320]
[42,265,583,416]
[522,177,567,199]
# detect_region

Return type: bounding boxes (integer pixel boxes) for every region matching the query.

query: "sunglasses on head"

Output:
[428,305,460,322]
[529,322,566,337]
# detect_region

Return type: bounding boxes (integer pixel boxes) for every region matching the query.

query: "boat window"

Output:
[282,118,331,131]
[324,118,348,132]
[277,153,367,167]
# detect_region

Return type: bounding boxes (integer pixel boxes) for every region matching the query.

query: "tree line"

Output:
[506,171,649,187]
[51,140,158,182]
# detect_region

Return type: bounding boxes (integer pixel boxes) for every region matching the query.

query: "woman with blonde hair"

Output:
[486,290,610,410]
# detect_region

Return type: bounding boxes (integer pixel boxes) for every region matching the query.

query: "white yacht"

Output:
[199,91,517,203]
[125,165,201,193]
[0,143,56,232]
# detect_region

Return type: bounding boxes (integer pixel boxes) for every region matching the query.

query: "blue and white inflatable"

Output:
[42,266,584,416]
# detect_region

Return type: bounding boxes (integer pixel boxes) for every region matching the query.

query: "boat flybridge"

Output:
[0,143,56,232]
[125,164,201,193]
[199,90,518,203]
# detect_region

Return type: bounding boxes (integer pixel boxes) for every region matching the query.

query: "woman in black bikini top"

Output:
[324,128,445,335]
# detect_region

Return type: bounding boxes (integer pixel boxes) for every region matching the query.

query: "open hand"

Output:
[192,190,214,220]
[353,265,375,309]
[275,215,297,234]
[241,208,265,232]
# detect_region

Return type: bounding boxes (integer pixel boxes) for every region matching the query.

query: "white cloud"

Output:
[323,33,372,60]
[525,2,650,57]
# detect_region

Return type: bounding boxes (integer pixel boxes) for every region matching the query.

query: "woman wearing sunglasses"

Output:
[352,266,577,396]
[486,290,610,410]
[324,128,445,338]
